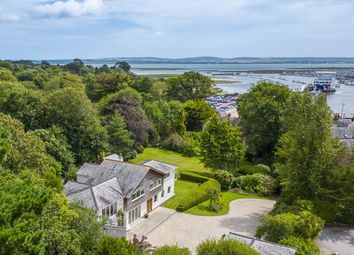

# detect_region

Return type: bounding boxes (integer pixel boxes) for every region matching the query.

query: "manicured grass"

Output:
[131,148,265,216]
[162,180,200,209]
[131,148,209,175]
[186,191,257,216]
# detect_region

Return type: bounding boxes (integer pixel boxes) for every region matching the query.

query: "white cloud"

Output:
[35,0,104,18]
[0,13,20,22]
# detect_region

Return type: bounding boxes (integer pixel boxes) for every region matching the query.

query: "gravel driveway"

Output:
[136,198,275,252]
[316,227,354,255]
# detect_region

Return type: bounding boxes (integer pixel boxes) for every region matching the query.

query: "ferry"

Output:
[313,71,337,93]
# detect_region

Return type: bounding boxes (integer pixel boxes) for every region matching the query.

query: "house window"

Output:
[150,178,162,190]
[101,202,118,218]
[168,186,171,193]
[161,190,165,198]
[131,188,145,201]
[128,205,141,224]
[154,195,158,202]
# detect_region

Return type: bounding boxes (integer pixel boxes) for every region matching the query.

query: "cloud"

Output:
[35,0,104,18]
[0,13,20,22]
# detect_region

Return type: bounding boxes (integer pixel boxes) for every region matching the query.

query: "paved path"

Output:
[316,227,354,255]
[129,198,275,252]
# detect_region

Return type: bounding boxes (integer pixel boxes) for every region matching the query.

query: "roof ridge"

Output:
[140,159,178,167]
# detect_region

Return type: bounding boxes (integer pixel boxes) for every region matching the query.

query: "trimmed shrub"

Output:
[153,245,191,255]
[179,172,209,183]
[213,170,235,190]
[196,239,259,255]
[279,237,320,255]
[176,179,220,212]
[235,173,276,196]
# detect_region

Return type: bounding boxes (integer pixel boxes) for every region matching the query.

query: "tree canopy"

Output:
[200,115,244,172]
[237,82,291,162]
[166,72,219,102]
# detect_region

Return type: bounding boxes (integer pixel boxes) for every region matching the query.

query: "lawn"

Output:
[162,180,199,209]
[130,148,264,216]
[130,148,208,175]
[186,191,257,216]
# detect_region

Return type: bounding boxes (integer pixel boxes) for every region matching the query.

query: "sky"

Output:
[0,0,354,59]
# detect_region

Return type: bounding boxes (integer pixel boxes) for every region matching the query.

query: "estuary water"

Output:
[131,64,354,117]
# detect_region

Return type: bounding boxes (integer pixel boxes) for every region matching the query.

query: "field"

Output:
[131,148,259,216]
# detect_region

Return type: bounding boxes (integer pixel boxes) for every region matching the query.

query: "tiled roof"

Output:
[140,160,177,175]
[226,232,296,255]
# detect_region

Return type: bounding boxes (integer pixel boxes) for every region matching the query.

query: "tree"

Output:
[0,81,49,130]
[132,76,153,93]
[42,194,82,255]
[114,61,131,72]
[0,172,53,255]
[196,239,259,255]
[99,88,150,147]
[85,71,131,102]
[237,82,291,161]
[166,72,219,102]
[105,113,135,159]
[200,115,244,172]
[0,126,10,164]
[48,88,108,163]
[0,68,17,81]
[276,93,339,202]
[0,113,61,178]
[96,236,138,255]
[64,59,85,74]
[32,127,76,177]
[183,100,215,131]
[144,101,186,142]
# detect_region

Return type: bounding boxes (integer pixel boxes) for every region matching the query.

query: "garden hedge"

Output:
[179,172,210,183]
[176,179,220,212]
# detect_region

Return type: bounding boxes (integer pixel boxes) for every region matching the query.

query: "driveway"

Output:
[316,227,354,255]
[128,198,275,252]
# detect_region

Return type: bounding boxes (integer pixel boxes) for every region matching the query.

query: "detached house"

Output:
[63,154,177,234]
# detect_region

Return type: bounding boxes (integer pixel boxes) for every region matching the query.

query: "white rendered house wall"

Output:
[152,170,176,209]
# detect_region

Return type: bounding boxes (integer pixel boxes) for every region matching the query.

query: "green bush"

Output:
[162,133,185,151]
[256,211,324,243]
[176,179,221,212]
[256,213,298,242]
[161,132,201,157]
[238,164,271,176]
[179,172,209,183]
[181,132,201,156]
[213,170,235,190]
[153,245,191,255]
[95,236,138,255]
[196,239,259,255]
[279,236,320,255]
[235,173,276,196]
[296,210,324,239]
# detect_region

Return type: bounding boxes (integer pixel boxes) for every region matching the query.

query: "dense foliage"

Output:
[237,82,290,162]
[153,245,191,255]
[196,239,259,255]
[166,72,219,102]
[200,115,244,172]
[0,59,353,254]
